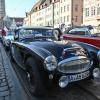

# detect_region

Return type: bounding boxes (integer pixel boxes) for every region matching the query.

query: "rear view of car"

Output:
[3,31,14,50]
[63,26,100,48]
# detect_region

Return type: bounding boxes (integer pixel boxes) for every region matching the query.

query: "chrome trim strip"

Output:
[58,56,87,66]
[64,47,81,52]
[97,50,100,60]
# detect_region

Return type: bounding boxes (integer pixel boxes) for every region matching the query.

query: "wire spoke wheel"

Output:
[26,69,36,94]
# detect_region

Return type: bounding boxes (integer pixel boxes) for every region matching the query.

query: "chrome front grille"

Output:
[57,56,91,73]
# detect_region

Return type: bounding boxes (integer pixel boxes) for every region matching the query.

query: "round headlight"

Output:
[93,68,100,78]
[44,55,57,71]
[97,50,100,61]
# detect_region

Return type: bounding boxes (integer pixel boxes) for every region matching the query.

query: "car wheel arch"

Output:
[24,56,52,88]
[24,54,43,67]
[25,57,46,96]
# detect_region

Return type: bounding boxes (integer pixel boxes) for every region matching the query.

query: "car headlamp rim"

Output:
[44,55,57,71]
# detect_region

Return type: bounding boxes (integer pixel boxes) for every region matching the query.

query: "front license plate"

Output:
[68,71,90,82]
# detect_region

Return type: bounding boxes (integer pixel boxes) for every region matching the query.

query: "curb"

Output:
[0,44,29,100]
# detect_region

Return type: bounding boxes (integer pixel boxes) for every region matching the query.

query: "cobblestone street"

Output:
[0,43,30,100]
[0,49,10,100]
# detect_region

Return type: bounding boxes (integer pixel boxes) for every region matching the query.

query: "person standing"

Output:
[1,29,6,36]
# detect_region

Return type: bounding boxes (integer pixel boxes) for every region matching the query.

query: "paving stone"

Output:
[0,86,8,92]
[0,76,6,80]
[0,97,4,100]
[0,91,9,97]
[1,79,6,83]
[4,96,10,100]
[0,69,5,72]
[0,73,5,77]
[0,82,7,87]
[0,75,5,78]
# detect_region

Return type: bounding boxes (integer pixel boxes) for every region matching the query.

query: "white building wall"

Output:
[45,4,53,26]
[83,0,100,26]
[60,0,72,27]
[54,2,60,28]
[24,0,83,28]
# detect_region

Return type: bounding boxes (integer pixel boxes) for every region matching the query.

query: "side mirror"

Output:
[14,29,19,41]
[53,30,59,40]
[14,34,19,41]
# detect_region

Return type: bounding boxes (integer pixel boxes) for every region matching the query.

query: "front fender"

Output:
[27,45,52,60]
[75,41,100,67]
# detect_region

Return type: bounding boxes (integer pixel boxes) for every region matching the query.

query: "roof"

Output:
[31,0,46,12]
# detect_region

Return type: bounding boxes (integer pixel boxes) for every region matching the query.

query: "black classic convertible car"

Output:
[10,26,100,96]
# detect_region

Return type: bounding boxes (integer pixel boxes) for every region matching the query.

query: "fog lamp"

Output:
[59,76,68,88]
[93,68,100,78]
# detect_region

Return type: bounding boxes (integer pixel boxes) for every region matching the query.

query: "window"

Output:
[64,16,66,22]
[97,4,100,15]
[67,4,69,11]
[67,15,69,22]
[64,6,66,12]
[85,8,89,17]
[61,17,62,23]
[57,11,59,15]
[57,19,59,24]
[61,7,62,13]
[75,4,78,12]
[75,16,78,22]
[91,6,95,16]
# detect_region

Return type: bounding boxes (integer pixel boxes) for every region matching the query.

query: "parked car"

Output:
[2,31,14,50]
[63,26,100,48]
[10,26,100,96]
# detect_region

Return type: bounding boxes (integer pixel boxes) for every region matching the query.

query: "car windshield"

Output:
[17,28,59,41]
[19,28,54,37]
[64,27,93,36]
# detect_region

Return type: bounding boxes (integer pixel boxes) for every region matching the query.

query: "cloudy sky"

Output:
[5,0,36,17]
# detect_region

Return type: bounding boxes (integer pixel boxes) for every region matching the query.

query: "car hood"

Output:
[27,41,83,61]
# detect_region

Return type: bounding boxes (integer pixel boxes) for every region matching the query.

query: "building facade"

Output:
[0,0,5,19]
[83,0,100,32]
[24,0,83,28]
[0,0,5,28]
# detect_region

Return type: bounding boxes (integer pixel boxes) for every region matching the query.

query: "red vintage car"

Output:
[63,26,100,48]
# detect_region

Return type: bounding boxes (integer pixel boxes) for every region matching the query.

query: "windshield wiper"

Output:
[34,36,55,39]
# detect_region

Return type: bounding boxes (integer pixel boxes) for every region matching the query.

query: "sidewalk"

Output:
[0,43,30,100]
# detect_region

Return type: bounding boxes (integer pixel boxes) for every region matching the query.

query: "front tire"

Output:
[25,57,46,96]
